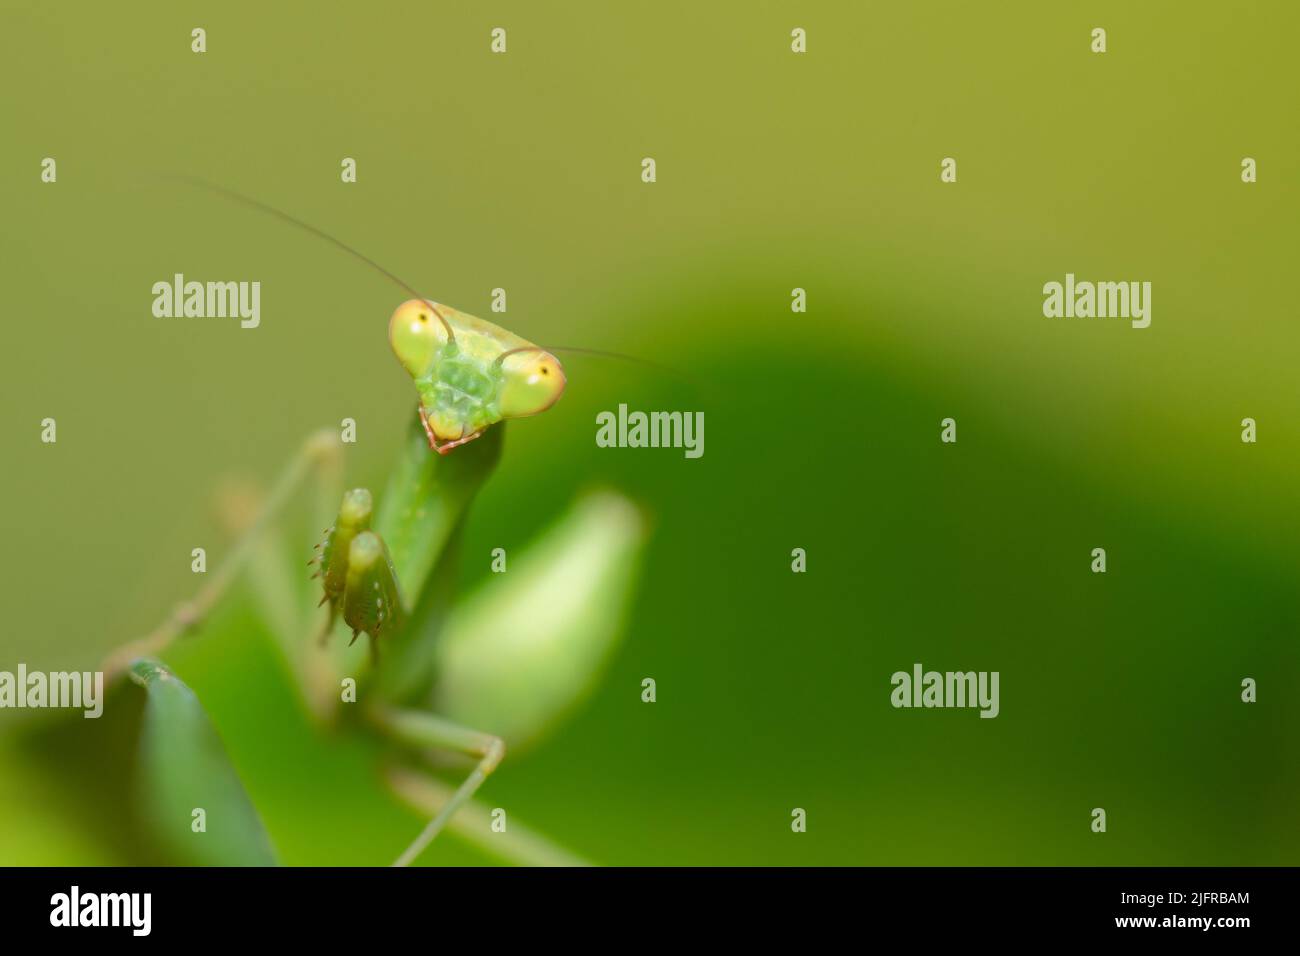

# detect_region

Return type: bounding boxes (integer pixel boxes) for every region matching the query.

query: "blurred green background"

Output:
[1,1,1297,865]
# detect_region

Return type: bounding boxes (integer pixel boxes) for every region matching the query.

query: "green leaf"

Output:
[432,490,646,751]
[129,658,279,866]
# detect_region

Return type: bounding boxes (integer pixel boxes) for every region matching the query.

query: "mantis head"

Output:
[387,298,566,420]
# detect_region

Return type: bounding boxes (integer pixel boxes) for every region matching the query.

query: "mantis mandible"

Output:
[103,181,647,866]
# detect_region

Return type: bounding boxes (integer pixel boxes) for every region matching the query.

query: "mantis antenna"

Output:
[171,175,698,387]
[169,175,456,343]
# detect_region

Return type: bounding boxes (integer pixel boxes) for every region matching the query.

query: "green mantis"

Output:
[102,183,646,866]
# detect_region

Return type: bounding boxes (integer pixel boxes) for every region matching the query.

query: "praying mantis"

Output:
[101,181,647,867]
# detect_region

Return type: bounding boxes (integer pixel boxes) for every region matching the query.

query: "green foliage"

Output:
[129,659,279,866]
[433,492,645,751]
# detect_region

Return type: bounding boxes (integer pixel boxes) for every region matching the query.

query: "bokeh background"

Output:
[1,1,1297,865]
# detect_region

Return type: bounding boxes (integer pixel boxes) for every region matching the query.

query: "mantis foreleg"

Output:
[384,765,591,867]
[369,706,506,866]
[103,429,343,683]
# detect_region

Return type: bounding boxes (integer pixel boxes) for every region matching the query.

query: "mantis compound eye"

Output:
[388,299,450,377]
[498,350,567,419]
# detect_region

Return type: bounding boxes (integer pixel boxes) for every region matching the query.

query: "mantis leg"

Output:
[369,706,506,866]
[384,764,591,867]
[102,428,342,682]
